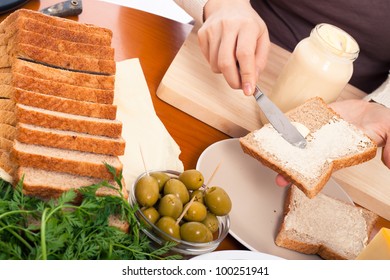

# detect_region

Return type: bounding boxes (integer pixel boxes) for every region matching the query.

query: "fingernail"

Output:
[243,83,253,96]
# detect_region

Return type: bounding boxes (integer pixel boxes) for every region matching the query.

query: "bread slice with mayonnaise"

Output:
[275,185,378,259]
[239,97,377,198]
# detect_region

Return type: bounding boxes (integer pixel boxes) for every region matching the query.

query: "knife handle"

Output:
[40,0,83,17]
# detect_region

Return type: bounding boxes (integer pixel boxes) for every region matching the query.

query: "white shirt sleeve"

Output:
[364,72,390,108]
[173,0,208,24]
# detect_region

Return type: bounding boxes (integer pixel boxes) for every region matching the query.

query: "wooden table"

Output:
[3,0,389,253]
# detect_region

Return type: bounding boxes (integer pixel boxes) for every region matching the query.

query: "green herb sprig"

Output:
[0,167,181,260]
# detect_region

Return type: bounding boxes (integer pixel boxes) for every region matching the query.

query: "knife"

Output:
[254,85,307,148]
[40,0,82,17]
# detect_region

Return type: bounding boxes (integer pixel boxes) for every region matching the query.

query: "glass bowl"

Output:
[129,170,230,256]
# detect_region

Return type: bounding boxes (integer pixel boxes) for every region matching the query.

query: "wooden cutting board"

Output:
[157,29,390,220]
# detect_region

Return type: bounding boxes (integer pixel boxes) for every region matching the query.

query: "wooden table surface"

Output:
[3,0,389,253]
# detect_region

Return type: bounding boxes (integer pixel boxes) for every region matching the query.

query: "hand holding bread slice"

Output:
[240,97,377,198]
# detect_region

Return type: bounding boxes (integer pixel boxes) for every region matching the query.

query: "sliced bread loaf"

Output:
[275,185,378,260]
[239,97,377,198]
[15,104,122,138]
[12,88,117,119]
[11,141,122,180]
[16,123,125,156]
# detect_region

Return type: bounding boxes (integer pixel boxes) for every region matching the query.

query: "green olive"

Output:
[150,172,171,192]
[204,186,232,216]
[156,216,181,240]
[163,178,190,204]
[190,190,204,204]
[134,175,159,207]
[178,169,204,191]
[180,222,212,243]
[183,201,207,222]
[158,194,183,219]
[141,207,160,224]
[201,212,219,233]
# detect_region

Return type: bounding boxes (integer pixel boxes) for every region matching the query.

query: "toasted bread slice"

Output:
[275,186,378,260]
[12,141,122,180]
[239,97,377,198]
[16,123,125,156]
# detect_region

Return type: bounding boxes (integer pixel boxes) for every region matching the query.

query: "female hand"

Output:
[198,0,270,95]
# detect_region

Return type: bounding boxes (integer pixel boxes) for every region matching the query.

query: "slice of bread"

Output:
[12,141,122,180]
[275,185,378,260]
[16,123,125,156]
[3,29,115,60]
[12,73,114,104]
[3,43,116,75]
[15,104,122,138]
[239,97,377,198]
[12,88,117,120]
[17,167,127,200]
[1,11,112,46]
[12,59,115,90]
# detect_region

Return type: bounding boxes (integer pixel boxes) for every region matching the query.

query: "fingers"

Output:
[382,138,390,169]
[198,22,242,89]
[275,174,291,187]
[198,12,270,94]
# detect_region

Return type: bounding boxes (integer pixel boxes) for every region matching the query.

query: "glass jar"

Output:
[267,23,359,113]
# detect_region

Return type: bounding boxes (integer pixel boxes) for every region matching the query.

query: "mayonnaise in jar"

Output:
[266,23,359,113]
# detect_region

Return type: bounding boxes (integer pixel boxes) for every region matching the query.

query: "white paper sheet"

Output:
[114,59,184,189]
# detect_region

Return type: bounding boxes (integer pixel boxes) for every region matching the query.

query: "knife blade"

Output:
[254,85,307,148]
[40,0,82,17]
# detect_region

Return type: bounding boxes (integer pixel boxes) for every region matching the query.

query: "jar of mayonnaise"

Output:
[267,23,359,113]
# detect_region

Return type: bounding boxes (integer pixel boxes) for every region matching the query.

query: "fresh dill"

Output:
[0,170,181,260]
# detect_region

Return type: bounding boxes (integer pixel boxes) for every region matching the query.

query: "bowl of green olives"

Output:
[129,169,231,256]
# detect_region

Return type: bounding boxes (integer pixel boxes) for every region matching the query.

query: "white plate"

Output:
[196,138,353,260]
[192,250,284,260]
